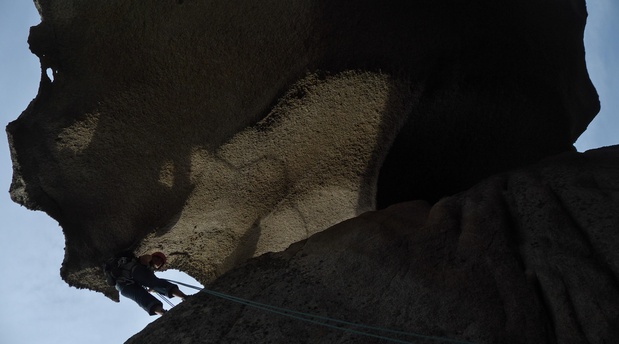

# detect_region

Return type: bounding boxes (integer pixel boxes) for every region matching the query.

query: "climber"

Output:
[104,251,189,316]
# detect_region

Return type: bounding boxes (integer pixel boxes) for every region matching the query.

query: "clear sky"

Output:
[1,1,617,343]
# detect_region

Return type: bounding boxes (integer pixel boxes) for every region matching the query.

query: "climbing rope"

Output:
[165,279,476,344]
[154,290,175,308]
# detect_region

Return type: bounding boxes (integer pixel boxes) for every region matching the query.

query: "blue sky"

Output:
[0,1,617,343]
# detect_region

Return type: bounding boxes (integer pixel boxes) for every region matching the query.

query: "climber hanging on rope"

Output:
[104,251,188,316]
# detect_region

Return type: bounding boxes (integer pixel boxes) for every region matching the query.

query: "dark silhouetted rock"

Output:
[127,146,619,344]
[6,0,599,299]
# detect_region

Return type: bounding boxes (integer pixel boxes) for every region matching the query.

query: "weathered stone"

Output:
[6,0,599,306]
[127,146,619,344]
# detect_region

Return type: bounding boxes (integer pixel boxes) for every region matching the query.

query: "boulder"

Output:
[6,0,599,302]
[127,146,619,344]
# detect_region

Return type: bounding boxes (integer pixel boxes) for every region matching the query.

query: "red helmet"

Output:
[151,252,167,268]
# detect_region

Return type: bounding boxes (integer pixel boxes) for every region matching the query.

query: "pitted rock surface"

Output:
[7,0,600,309]
[127,146,619,344]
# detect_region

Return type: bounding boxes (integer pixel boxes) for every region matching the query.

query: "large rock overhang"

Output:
[6,0,599,297]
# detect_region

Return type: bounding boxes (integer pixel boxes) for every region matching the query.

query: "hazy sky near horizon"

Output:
[1,1,617,343]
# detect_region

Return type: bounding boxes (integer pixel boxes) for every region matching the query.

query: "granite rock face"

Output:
[6,0,600,320]
[127,147,619,344]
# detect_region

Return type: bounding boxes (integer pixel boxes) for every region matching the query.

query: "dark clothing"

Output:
[113,258,178,315]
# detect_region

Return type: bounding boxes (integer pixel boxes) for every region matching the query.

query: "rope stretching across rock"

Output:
[165,279,476,344]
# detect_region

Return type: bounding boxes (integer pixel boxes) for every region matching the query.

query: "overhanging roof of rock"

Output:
[6,0,599,296]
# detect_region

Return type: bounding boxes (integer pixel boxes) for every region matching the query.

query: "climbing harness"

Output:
[165,279,476,344]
